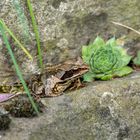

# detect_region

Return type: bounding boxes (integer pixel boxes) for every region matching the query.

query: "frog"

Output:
[0,58,89,100]
[44,64,88,96]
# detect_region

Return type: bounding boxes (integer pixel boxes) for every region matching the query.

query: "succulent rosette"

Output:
[82,36,133,81]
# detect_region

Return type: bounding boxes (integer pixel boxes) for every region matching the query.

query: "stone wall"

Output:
[0,0,140,72]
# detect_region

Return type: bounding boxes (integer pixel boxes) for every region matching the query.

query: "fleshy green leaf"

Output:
[113,46,132,69]
[94,73,106,79]
[82,45,90,64]
[100,74,113,80]
[83,71,95,82]
[133,50,140,66]
[92,36,105,48]
[113,66,133,77]
[106,37,117,47]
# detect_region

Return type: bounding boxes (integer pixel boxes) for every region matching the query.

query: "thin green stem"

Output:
[0,22,39,116]
[0,19,33,60]
[12,0,31,42]
[27,0,43,68]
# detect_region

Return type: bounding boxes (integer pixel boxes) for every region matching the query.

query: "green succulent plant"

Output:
[82,36,133,81]
[133,50,140,66]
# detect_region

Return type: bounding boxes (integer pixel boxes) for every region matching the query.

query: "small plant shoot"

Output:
[133,50,140,66]
[82,36,133,81]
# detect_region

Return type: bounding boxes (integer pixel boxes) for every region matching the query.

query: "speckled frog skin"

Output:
[0,63,88,97]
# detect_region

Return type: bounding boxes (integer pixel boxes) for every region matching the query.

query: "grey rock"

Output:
[0,1,140,139]
[1,72,140,140]
[28,72,140,140]
[0,108,11,131]
[0,0,140,74]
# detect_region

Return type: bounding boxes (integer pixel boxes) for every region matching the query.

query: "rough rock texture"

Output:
[0,0,140,74]
[0,108,11,131]
[0,1,140,139]
[1,72,140,140]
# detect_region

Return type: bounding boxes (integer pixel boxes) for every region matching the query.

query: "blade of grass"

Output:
[27,0,43,68]
[0,22,39,115]
[0,19,33,60]
[12,0,31,42]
